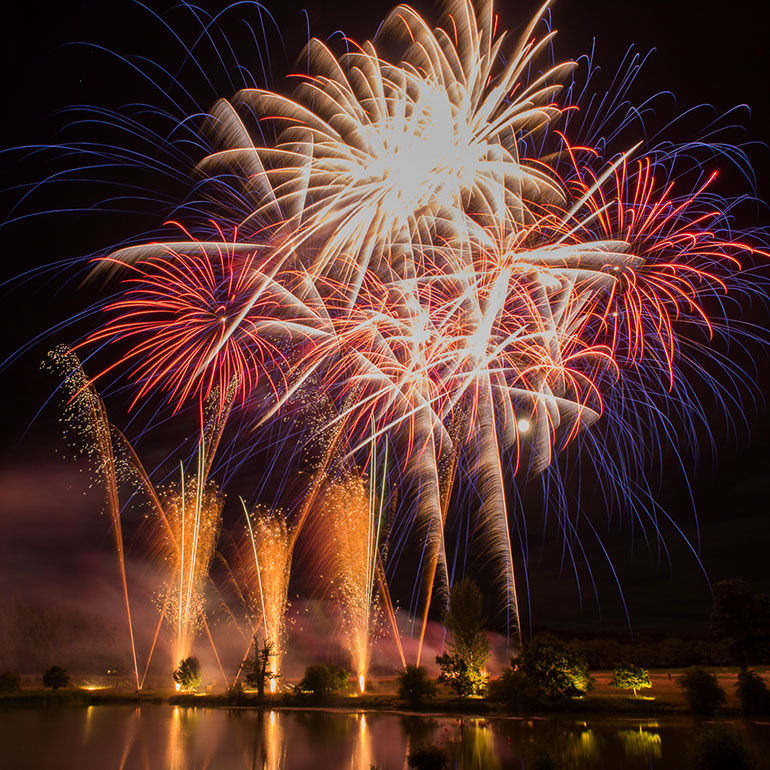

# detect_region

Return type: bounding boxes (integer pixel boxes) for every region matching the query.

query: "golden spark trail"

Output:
[46,347,141,689]
[239,504,294,690]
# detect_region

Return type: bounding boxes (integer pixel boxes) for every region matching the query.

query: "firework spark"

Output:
[66,0,767,663]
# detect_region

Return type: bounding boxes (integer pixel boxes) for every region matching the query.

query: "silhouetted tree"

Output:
[677,667,726,714]
[294,664,349,699]
[397,665,436,707]
[42,665,70,691]
[711,579,770,669]
[0,672,21,694]
[243,636,279,698]
[736,670,770,715]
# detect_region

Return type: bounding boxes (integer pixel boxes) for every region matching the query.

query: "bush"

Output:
[397,665,436,707]
[173,657,202,691]
[676,667,726,714]
[487,668,538,709]
[686,724,754,770]
[515,633,593,700]
[610,664,651,697]
[0,672,21,694]
[42,666,70,691]
[407,742,448,770]
[226,681,247,705]
[736,670,770,714]
[294,664,349,698]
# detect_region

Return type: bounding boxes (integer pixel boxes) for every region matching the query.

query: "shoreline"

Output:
[0,688,720,718]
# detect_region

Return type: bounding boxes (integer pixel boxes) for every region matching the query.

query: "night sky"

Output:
[1,0,769,660]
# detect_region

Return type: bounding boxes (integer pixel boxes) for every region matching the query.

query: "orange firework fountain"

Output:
[157,465,224,667]
[239,504,294,691]
[316,465,385,694]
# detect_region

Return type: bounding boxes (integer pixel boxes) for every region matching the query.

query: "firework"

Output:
[314,469,386,693]
[156,462,224,668]
[45,346,141,688]
[239,504,294,690]
[66,0,766,662]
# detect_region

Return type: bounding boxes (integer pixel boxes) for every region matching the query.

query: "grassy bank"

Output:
[3,667,766,715]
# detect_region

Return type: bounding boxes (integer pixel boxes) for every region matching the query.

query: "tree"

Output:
[436,652,487,700]
[440,578,490,696]
[0,672,21,694]
[736,670,770,715]
[487,667,538,709]
[711,579,770,669]
[515,633,592,700]
[397,665,436,707]
[294,664,349,698]
[676,667,726,715]
[173,656,202,692]
[610,664,652,697]
[42,665,70,691]
[243,637,280,698]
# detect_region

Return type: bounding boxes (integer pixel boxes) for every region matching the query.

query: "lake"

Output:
[2,705,770,769]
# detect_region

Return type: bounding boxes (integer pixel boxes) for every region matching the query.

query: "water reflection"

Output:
[619,726,662,762]
[4,707,770,770]
[449,719,501,770]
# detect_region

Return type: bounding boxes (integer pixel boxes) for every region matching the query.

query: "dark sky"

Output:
[1,0,769,652]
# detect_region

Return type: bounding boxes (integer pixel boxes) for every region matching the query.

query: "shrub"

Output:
[0,672,21,694]
[42,666,70,691]
[610,664,652,697]
[686,724,754,770]
[676,667,726,714]
[294,664,349,698]
[407,742,448,770]
[226,680,247,705]
[172,657,202,691]
[736,670,770,714]
[487,668,538,709]
[515,633,592,700]
[397,665,436,707]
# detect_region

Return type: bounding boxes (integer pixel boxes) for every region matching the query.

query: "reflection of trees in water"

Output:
[553,726,602,767]
[448,719,501,770]
[294,710,355,747]
[499,721,603,770]
[399,714,440,746]
[167,706,214,770]
[248,710,285,770]
[618,727,662,762]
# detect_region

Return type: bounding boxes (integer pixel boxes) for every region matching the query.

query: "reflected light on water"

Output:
[353,714,373,770]
[262,709,285,770]
[6,707,770,769]
[619,727,662,761]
